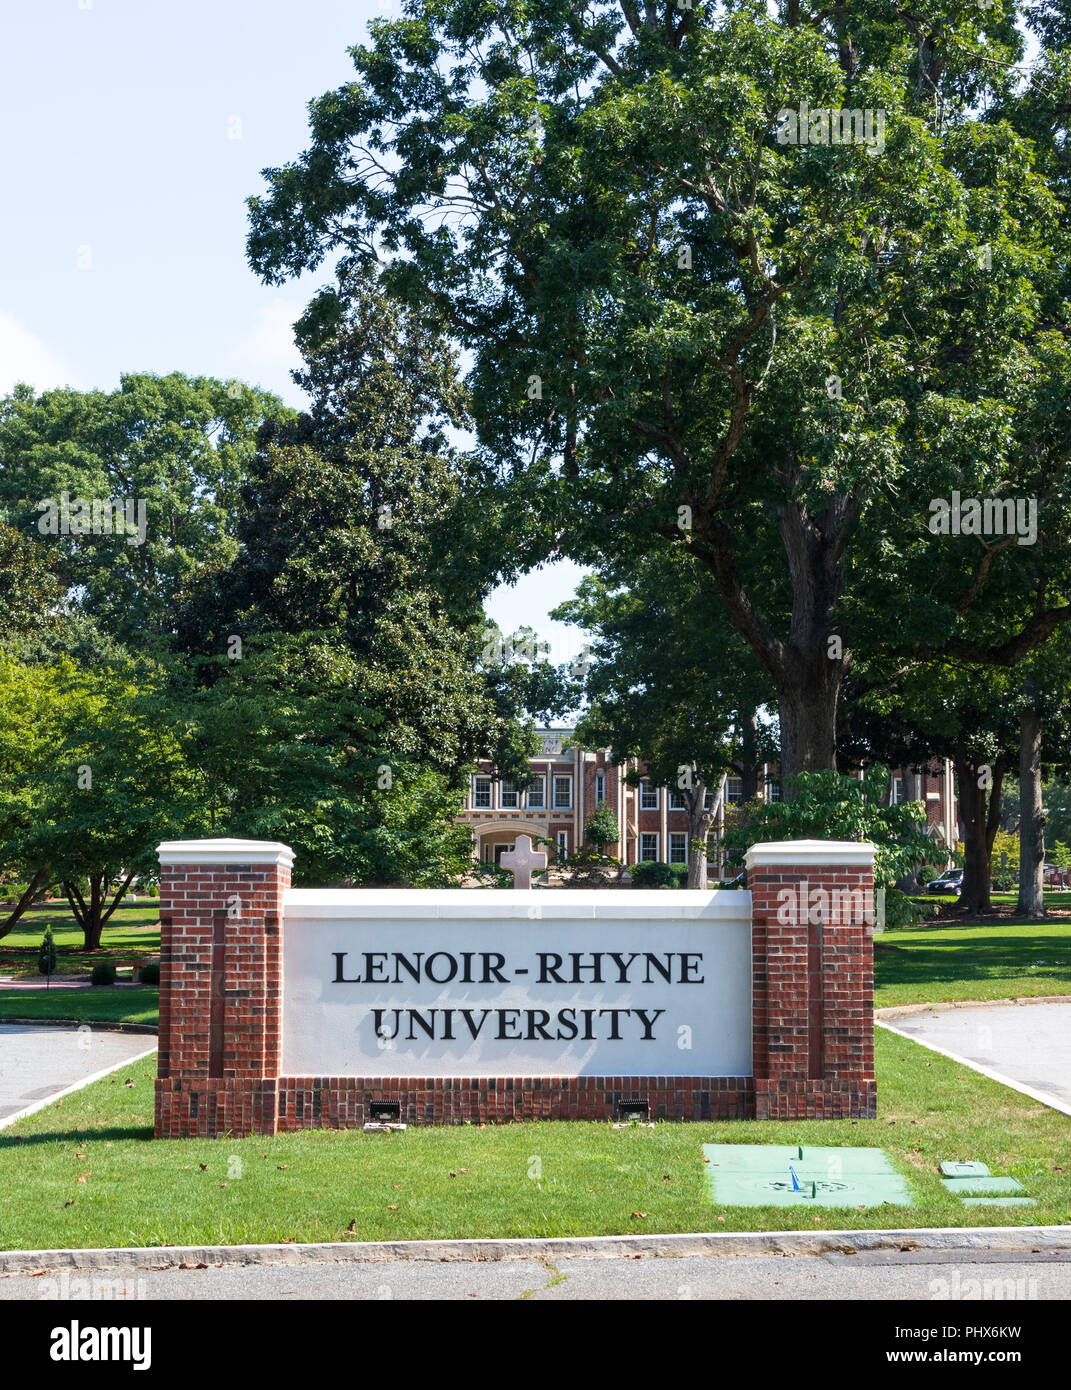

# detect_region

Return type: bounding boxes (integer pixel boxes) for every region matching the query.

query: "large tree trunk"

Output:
[686,784,715,888]
[1016,703,1046,919]
[0,866,48,940]
[64,869,136,951]
[954,749,1006,915]
[778,666,840,778]
[738,709,760,801]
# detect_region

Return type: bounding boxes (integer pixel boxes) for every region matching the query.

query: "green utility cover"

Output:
[941,1176,1026,1195]
[939,1161,991,1178]
[960,1197,1038,1208]
[702,1144,914,1209]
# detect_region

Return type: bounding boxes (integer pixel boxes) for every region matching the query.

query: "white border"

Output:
[746,838,876,868]
[157,838,295,868]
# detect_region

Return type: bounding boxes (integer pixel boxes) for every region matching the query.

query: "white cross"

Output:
[499,834,547,889]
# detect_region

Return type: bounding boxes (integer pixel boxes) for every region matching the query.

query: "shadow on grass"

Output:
[876,931,1071,992]
[0,1126,152,1149]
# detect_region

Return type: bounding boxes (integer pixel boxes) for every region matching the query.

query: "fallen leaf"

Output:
[281,1238,295,1244]
[387,1204,398,1210]
[630,1211,647,1219]
[392,1184,401,1190]
[64,1199,74,1207]
[75,1152,85,1160]
[277,1164,289,1170]
[449,1171,457,1177]
[459,1168,469,1174]
[198,1163,207,1172]
[219,1183,228,1189]
[346,1221,357,1233]
[76,1173,91,1183]
[716,1216,725,1223]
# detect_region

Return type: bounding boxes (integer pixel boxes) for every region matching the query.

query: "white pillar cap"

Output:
[745,839,876,869]
[156,838,295,869]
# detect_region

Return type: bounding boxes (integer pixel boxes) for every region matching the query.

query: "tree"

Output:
[245,2,1071,776]
[3,656,198,948]
[727,765,935,928]
[0,522,59,645]
[0,373,289,646]
[555,546,775,884]
[583,804,620,852]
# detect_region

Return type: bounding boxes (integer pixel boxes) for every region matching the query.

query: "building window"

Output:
[706,831,718,858]
[527,775,545,809]
[553,775,572,809]
[595,771,605,805]
[473,775,492,809]
[640,832,659,862]
[500,777,520,809]
[704,789,714,811]
[556,830,568,861]
[640,780,658,810]
[767,780,783,804]
[669,789,686,810]
[726,777,743,803]
[669,832,688,864]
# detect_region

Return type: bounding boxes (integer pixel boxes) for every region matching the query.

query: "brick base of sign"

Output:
[275,1076,755,1131]
[755,1078,877,1121]
[155,1078,280,1140]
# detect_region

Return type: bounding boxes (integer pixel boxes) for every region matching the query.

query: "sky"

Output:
[0,0,588,668]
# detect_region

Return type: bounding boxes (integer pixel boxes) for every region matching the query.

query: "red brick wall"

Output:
[748,858,876,1120]
[155,858,290,1139]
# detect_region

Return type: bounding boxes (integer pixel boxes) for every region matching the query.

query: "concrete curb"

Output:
[0,1017,157,1035]
[2,1226,1070,1273]
[877,996,1071,1019]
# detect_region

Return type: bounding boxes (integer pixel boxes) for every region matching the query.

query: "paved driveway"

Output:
[0,1026,156,1126]
[879,1001,1071,1114]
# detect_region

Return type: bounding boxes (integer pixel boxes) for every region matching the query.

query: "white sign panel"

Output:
[281,890,752,1078]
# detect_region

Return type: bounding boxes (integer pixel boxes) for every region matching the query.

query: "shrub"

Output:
[91,962,117,986]
[915,864,938,886]
[139,961,160,986]
[629,860,677,888]
[38,925,57,976]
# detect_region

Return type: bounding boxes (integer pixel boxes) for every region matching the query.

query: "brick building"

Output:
[456,728,959,876]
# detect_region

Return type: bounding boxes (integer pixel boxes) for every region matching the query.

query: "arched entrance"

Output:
[472,820,548,865]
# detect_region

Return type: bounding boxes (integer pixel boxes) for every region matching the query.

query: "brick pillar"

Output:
[747,839,876,1120]
[155,838,293,1139]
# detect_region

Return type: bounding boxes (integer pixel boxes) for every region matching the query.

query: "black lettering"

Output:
[425,952,457,983]
[680,953,704,983]
[556,1007,578,1039]
[394,952,424,984]
[497,1009,521,1040]
[598,1008,627,1040]
[643,953,673,984]
[525,1009,552,1040]
[581,1008,596,1040]
[363,952,388,983]
[538,952,564,983]
[570,952,603,983]
[481,952,508,983]
[332,952,359,983]
[372,1008,400,1040]
[634,1008,665,1040]
[608,952,639,983]
[461,1009,491,1039]
[406,1008,437,1040]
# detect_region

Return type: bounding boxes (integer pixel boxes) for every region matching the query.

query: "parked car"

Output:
[927,868,964,894]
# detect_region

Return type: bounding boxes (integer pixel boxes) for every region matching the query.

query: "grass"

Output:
[876,919,1071,1008]
[0,988,158,1027]
[0,1029,1068,1250]
[0,903,160,979]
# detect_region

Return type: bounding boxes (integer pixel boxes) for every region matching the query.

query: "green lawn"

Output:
[0,903,160,979]
[0,1029,1067,1250]
[0,988,158,1027]
[876,919,1071,1008]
